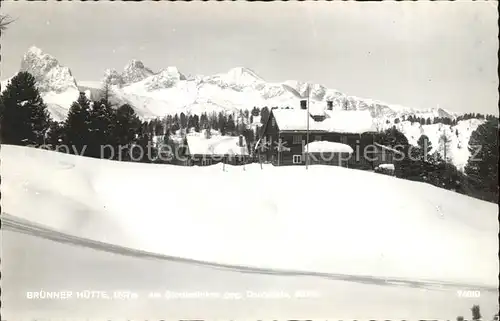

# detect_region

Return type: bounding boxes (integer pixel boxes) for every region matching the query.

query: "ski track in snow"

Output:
[3,213,496,293]
[3,214,499,320]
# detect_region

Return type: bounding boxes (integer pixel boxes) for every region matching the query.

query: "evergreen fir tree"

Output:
[464,118,499,202]
[426,153,465,192]
[404,135,434,181]
[205,126,212,139]
[63,92,92,155]
[416,135,432,160]
[131,132,151,163]
[172,114,180,133]
[374,127,411,179]
[154,120,163,136]
[251,107,260,117]
[217,112,226,135]
[180,112,187,129]
[114,104,141,160]
[200,112,208,129]
[88,98,116,158]
[471,305,481,321]
[0,71,51,146]
[166,114,173,129]
[226,114,236,135]
[46,120,65,149]
[194,117,201,132]
[242,128,255,156]
[193,114,200,132]
[187,115,194,130]
[206,112,214,130]
[439,132,451,162]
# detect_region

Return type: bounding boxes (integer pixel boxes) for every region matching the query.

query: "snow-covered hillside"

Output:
[1,145,498,289]
[388,119,485,171]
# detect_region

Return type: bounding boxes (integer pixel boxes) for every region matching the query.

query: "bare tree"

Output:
[99,77,114,106]
[439,131,451,162]
[0,14,14,34]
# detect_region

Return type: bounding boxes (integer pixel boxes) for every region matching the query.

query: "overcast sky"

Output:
[1,1,498,114]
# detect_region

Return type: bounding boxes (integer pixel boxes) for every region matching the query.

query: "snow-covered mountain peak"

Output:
[202,67,265,91]
[121,59,154,85]
[124,59,147,70]
[20,46,78,94]
[101,60,155,88]
[141,66,187,91]
[226,67,264,83]
[161,66,186,80]
[103,69,125,86]
[26,45,44,56]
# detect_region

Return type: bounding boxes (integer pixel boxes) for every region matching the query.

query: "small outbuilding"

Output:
[184,134,250,166]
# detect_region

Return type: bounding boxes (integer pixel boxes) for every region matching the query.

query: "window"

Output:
[271,117,276,127]
[293,155,302,164]
[314,135,322,141]
[292,135,302,144]
[202,158,212,166]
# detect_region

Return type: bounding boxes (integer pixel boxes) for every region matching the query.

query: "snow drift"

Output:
[1,145,498,289]
[304,141,354,154]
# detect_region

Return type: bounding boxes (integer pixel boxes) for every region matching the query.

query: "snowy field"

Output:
[2,228,498,321]
[1,144,499,319]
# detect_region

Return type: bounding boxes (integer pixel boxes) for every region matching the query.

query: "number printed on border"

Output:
[457,290,481,298]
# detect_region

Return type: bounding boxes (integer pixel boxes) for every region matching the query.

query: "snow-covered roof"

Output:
[186,135,249,156]
[304,141,354,154]
[272,108,376,134]
[377,164,395,170]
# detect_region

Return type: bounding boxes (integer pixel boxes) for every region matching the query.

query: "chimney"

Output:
[300,100,307,110]
[327,101,333,110]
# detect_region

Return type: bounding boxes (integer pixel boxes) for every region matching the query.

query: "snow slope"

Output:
[393,119,485,170]
[1,145,498,289]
